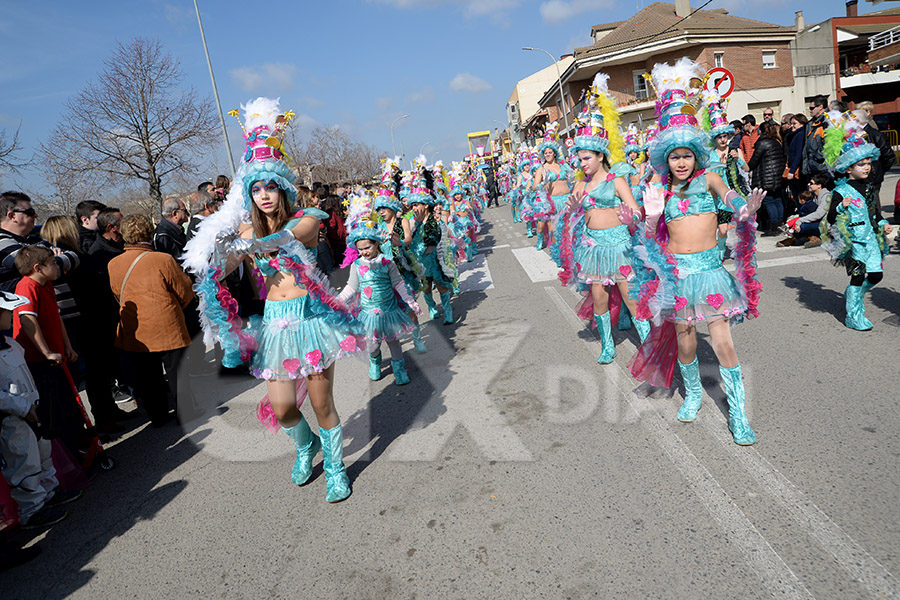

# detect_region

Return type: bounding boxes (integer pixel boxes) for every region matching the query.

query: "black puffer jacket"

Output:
[748,137,785,195]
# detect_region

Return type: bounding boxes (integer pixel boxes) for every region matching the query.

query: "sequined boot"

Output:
[391,359,410,386]
[282,414,321,486]
[676,357,702,422]
[594,312,616,364]
[844,284,873,331]
[368,351,382,381]
[411,324,427,353]
[319,424,351,502]
[440,291,453,325]
[423,292,439,319]
[719,364,757,445]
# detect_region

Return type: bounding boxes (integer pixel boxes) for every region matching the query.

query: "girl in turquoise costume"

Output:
[183,98,363,502]
[557,73,649,364]
[821,111,891,331]
[408,172,457,325]
[337,194,423,386]
[369,161,428,353]
[532,122,572,250]
[628,59,766,446]
[519,154,539,238]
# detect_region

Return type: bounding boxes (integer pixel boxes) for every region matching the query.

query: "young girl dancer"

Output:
[630,59,765,445]
[338,194,422,385]
[557,73,649,363]
[183,98,364,501]
[532,123,572,250]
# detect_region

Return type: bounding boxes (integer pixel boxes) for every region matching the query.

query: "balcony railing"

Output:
[869,25,900,51]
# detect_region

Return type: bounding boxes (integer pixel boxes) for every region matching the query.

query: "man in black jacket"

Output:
[152,197,189,259]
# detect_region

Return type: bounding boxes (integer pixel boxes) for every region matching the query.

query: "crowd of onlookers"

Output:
[726,96,896,248]
[0,173,368,556]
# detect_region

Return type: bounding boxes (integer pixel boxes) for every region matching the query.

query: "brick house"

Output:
[792,1,900,130]
[537,0,800,136]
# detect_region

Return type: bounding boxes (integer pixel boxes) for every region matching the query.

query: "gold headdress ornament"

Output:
[229,101,297,164]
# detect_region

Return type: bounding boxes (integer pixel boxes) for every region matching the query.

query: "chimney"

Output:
[846,0,858,17]
[675,0,691,19]
[795,10,804,31]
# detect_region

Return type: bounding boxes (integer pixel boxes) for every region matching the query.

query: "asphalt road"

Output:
[3,182,899,599]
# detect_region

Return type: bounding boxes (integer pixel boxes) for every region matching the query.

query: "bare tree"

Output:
[0,123,26,180]
[292,126,383,185]
[44,38,217,206]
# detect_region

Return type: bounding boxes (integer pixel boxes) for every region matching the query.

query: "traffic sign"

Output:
[704,67,735,99]
[564,138,574,148]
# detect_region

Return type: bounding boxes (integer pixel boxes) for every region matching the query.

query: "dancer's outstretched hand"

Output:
[617,203,635,225]
[642,185,664,218]
[743,188,767,221]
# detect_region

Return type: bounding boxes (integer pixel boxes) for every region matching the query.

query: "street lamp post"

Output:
[419,141,430,157]
[522,47,570,139]
[194,0,235,179]
[391,114,410,156]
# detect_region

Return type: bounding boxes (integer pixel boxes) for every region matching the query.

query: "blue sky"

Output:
[2,0,847,195]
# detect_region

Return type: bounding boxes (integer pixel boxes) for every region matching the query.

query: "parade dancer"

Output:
[520,152,538,238]
[556,73,649,364]
[183,98,364,501]
[371,161,428,353]
[532,123,571,250]
[338,194,423,385]
[408,177,457,325]
[820,111,891,331]
[628,59,765,445]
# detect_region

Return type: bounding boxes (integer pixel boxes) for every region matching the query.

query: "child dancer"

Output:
[338,195,422,385]
[821,110,891,330]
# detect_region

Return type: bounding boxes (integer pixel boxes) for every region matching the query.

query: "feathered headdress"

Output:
[228,97,298,211]
[345,191,388,247]
[646,58,710,175]
[373,158,402,213]
[538,121,563,160]
[824,110,881,174]
[702,89,732,140]
[572,71,624,163]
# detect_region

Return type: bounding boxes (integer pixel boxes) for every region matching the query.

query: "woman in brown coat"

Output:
[108,214,195,426]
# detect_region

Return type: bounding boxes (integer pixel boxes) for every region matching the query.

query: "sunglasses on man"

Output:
[11,207,37,217]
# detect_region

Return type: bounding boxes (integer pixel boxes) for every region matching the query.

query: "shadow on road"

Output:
[781,276,844,324]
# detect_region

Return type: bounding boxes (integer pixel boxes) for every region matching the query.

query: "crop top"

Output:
[581,173,621,210]
[542,163,571,183]
[250,208,328,276]
[660,175,724,223]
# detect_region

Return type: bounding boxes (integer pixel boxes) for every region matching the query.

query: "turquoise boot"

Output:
[719,364,757,445]
[634,318,651,344]
[617,306,633,331]
[844,284,873,331]
[593,312,616,364]
[411,324,427,353]
[319,424,351,502]
[282,414,321,486]
[439,291,453,325]
[536,229,545,250]
[391,359,410,385]
[368,352,382,381]
[676,357,702,422]
[526,223,534,238]
[423,292,439,319]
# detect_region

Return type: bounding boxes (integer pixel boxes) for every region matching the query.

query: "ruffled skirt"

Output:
[671,247,746,323]
[250,295,364,380]
[575,225,636,286]
[358,299,415,345]
[421,250,454,288]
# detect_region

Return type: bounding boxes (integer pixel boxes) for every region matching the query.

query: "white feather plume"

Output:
[591,72,610,94]
[242,97,282,132]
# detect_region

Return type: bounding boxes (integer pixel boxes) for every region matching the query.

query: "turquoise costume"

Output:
[662,175,747,323]
[249,212,365,380]
[572,173,636,287]
[345,256,416,345]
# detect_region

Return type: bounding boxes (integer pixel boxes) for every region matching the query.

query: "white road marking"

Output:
[478,243,510,250]
[511,247,558,283]
[458,252,494,292]
[544,285,815,599]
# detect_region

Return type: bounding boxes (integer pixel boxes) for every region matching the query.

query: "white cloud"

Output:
[449,73,492,93]
[406,87,435,104]
[163,4,194,32]
[229,63,297,92]
[539,0,613,24]
[374,96,394,111]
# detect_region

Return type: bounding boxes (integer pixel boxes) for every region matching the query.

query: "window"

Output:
[714,52,724,68]
[633,70,649,100]
[762,50,777,69]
